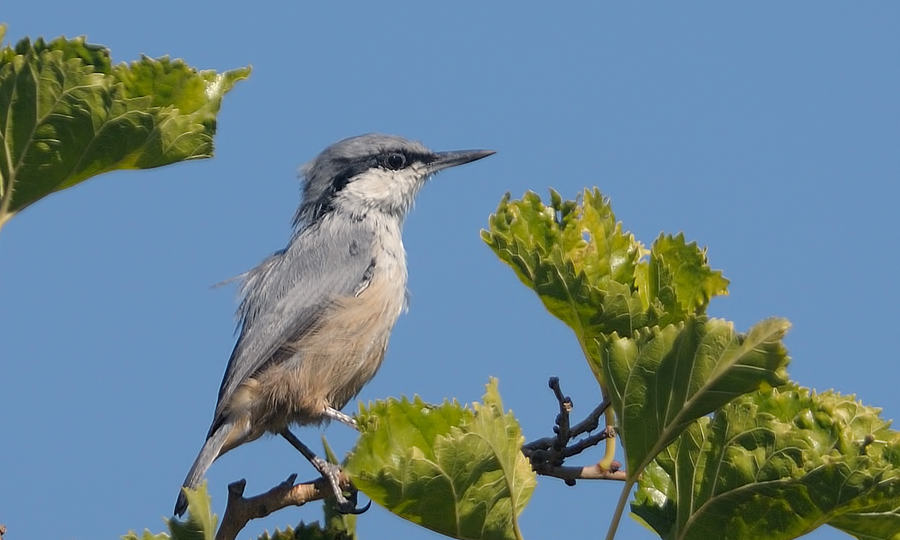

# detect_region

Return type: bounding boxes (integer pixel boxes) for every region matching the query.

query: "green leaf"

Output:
[122,530,170,540]
[167,482,217,540]
[829,504,900,540]
[638,233,730,327]
[632,384,900,540]
[481,189,647,342]
[345,378,535,540]
[257,523,353,540]
[481,190,729,381]
[0,32,249,227]
[598,316,790,477]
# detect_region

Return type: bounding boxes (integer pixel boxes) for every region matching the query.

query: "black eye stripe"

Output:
[376,151,433,170]
[329,158,369,194]
[330,150,434,193]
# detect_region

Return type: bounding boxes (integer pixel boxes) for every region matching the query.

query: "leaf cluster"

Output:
[482,189,900,540]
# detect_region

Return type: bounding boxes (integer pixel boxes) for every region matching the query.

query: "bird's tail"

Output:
[174,422,233,517]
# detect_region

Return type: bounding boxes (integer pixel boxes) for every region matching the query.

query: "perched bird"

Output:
[175,134,494,516]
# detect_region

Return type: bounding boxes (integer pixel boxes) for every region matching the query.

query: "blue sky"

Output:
[2,3,898,540]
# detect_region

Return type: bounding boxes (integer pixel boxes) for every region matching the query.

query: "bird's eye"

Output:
[384,152,407,170]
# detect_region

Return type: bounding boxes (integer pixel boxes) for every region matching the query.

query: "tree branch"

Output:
[522,377,623,484]
[535,464,627,482]
[215,473,352,540]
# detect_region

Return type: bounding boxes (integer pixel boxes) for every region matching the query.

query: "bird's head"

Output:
[294,134,494,227]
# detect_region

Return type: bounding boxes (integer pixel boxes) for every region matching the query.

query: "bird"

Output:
[174,133,494,517]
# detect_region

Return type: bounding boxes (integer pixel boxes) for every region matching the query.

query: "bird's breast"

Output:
[248,225,408,427]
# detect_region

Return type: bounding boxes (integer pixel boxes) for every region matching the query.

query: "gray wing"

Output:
[209,216,376,433]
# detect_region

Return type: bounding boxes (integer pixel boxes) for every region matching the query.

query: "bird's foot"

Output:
[310,455,370,514]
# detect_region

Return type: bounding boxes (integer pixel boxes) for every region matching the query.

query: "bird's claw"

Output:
[334,487,372,515]
[313,456,370,515]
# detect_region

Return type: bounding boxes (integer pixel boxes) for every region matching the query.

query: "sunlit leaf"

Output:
[122,529,170,540]
[258,523,353,540]
[482,189,646,343]
[481,190,729,376]
[632,384,900,540]
[638,233,730,327]
[167,482,216,540]
[345,379,535,540]
[0,32,249,227]
[597,316,790,477]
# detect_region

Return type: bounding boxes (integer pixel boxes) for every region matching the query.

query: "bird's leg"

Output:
[279,428,370,514]
[323,406,358,429]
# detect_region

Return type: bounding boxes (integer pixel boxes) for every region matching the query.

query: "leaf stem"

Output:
[605,477,635,540]
[578,337,618,471]
[599,404,617,470]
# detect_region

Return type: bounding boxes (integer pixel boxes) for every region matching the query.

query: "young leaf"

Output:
[637,233,730,327]
[482,190,729,371]
[344,379,535,540]
[0,32,250,228]
[481,189,647,342]
[167,482,217,540]
[257,524,353,540]
[632,384,900,540]
[122,530,170,540]
[597,316,790,477]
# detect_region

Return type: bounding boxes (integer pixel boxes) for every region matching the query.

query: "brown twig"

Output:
[215,473,352,540]
[522,377,624,484]
[533,463,627,483]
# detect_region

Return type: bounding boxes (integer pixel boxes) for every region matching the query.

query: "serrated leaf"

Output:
[632,384,900,540]
[122,530,170,540]
[0,32,249,227]
[257,523,353,540]
[483,190,734,478]
[345,378,535,540]
[167,482,217,540]
[598,316,790,477]
[482,189,647,342]
[482,190,729,379]
[640,233,730,326]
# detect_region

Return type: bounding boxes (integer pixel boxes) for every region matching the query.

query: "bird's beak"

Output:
[427,149,496,174]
